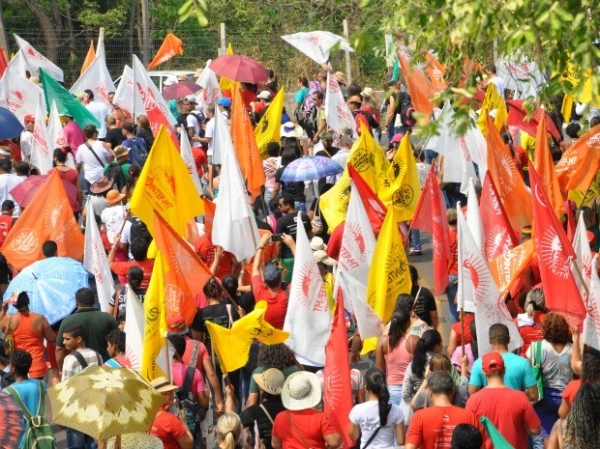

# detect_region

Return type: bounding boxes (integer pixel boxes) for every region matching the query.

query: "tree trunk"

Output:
[26,2,59,62]
[129,0,137,58]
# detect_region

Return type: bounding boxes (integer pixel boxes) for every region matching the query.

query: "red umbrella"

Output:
[162,81,201,100]
[506,99,561,141]
[209,55,269,84]
[10,174,80,212]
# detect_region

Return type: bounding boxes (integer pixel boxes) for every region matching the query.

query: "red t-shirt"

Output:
[194,234,236,279]
[466,387,540,449]
[251,275,288,329]
[241,90,258,109]
[272,409,337,449]
[406,405,482,449]
[192,147,207,175]
[182,338,210,374]
[452,314,475,346]
[518,312,545,357]
[325,223,344,261]
[110,259,155,289]
[150,410,187,449]
[562,379,582,406]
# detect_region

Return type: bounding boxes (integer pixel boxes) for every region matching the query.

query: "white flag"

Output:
[113,65,145,116]
[325,72,355,136]
[466,178,484,256]
[47,100,67,149]
[281,31,353,65]
[338,271,382,340]
[583,255,600,351]
[8,50,27,77]
[457,210,523,354]
[0,61,45,122]
[96,32,105,59]
[30,101,53,174]
[124,286,144,371]
[572,213,593,301]
[14,34,64,82]
[212,109,260,261]
[284,212,332,365]
[70,54,116,109]
[196,61,221,107]
[180,130,203,196]
[84,202,115,313]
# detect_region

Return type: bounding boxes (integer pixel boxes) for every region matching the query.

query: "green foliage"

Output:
[76,0,129,36]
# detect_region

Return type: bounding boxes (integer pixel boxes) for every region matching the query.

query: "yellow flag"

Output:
[141,252,168,381]
[219,43,236,93]
[568,169,600,207]
[366,207,411,324]
[561,62,600,108]
[477,83,507,134]
[562,95,573,124]
[255,88,285,160]
[130,125,204,236]
[206,308,289,373]
[379,133,421,221]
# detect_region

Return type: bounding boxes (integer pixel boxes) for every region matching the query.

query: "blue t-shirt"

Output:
[3,379,47,448]
[469,352,536,390]
[294,87,310,105]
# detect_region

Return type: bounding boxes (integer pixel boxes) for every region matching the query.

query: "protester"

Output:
[411,353,469,410]
[150,376,194,449]
[450,424,483,449]
[136,115,155,150]
[103,329,131,368]
[109,238,154,288]
[76,125,115,188]
[0,158,23,217]
[409,265,438,328]
[50,146,83,211]
[275,195,311,283]
[85,89,109,139]
[215,413,243,449]
[19,114,34,163]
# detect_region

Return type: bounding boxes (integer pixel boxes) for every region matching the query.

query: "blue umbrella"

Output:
[0,107,24,140]
[4,257,89,324]
[280,155,343,182]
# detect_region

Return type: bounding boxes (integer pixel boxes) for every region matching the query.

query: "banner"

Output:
[179,130,203,196]
[489,240,535,296]
[70,53,116,109]
[398,50,435,121]
[112,65,145,116]
[583,256,600,351]
[338,271,382,340]
[147,33,184,70]
[124,286,145,371]
[14,34,64,82]
[325,72,355,135]
[0,60,46,122]
[555,124,600,192]
[348,164,387,235]
[31,100,52,173]
[47,100,69,153]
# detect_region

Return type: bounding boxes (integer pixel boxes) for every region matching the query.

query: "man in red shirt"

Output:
[108,237,154,289]
[466,352,541,449]
[194,233,239,280]
[406,371,482,449]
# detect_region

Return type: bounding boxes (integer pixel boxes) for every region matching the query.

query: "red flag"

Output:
[555,124,600,192]
[348,163,387,235]
[566,200,577,243]
[506,99,561,141]
[529,162,586,323]
[153,212,213,326]
[480,172,519,259]
[323,289,354,449]
[412,164,451,295]
[398,51,435,121]
[0,47,8,78]
[534,112,565,217]
[147,33,184,70]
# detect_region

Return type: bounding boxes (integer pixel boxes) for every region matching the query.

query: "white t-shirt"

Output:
[0,173,24,217]
[119,220,134,260]
[205,117,215,156]
[489,75,505,98]
[76,140,112,184]
[86,101,109,138]
[349,400,404,448]
[101,205,127,244]
[19,130,33,162]
[186,113,201,148]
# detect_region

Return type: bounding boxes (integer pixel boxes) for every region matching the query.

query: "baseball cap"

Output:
[24,114,35,124]
[166,314,189,336]
[263,263,282,285]
[184,95,198,104]
[217,97,231,108]
[391,133,405,144]
[257,90,272,101]
[482,352,505,374]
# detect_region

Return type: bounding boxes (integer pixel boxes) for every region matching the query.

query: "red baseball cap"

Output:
[166,314,188,335]
[24,114,35,124]
[482,351,505,374]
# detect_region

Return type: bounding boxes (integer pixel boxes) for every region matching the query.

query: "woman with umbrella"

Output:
[273,149,306,213]
[0,292,56,380]
[48,146,83,213]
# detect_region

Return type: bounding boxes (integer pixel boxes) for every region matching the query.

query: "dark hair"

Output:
[222,275,239,301]
[313,91,324,101]
[137,115,151,130]
[84,89,94,100]
[364,367,391,426]
[75,288,96,307]
[591,117,600,129]
[62,323,85,341]
[451,424,483,449]
[106,329,126,353]
[298,76,308,87]
[53,146,72,163]
[280,194,294,208]
[0,158,11,173]
[389,309,411,350]
[257,343,295,370]
[203,277,223,299]
[469,319,479,360]
[488,323,510,346]
[428,370,454,395]
[10,349,32,377]
[395,293,415,312]
[269,198,282,218]
[409,265,419,285]
[411,329,443,379]
[84,125,98,139]
[15,161,29,176]
[582,348,600,383]
[42,240,58,257]
[267,142,281,158]
[565,383,600,449]
[347,82,362,98]
[130,238,149,262]
[486,64,497,74]
[127,266,144,290]
[15,292,30,315]
[566,123,581,139]
[541,312,571,345]
[167,334,186,358]
[1,199,14,211]
[122,122,136,134]
[280,148,298,167]
[268,69,275,79]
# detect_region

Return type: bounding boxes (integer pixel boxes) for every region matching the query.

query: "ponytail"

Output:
[411,330,442,379]
[364,367,391,426]
[216,413,242,449]
[389,309,410,350]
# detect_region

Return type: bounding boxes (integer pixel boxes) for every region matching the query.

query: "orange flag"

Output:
[2,171,83,270]
[398,51,435,121]
[147,33,184,70]
[153,213,212,326]
[202,196,216,237]
[534,112,565,217]
[489,239,535,296]
[424,51,447,92]
[486,114,533,234]
[555,124,600,192]
[231,86,265,199]
[80,40,95,76]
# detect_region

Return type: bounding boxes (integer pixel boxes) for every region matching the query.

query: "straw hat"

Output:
[150,376,178,394]
[334,71,348,85]
[194,68,204,78]
[90,176,112,194]
[114,145,130,160]
[313,250,337,266]
[309,237,326,251]
[280,122,304,139]
[106,189,126,206]
[253,368,285,395]
[281,371,322,411]
[361,87,374,98]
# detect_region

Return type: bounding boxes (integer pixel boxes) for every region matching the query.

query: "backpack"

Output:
[6,380,56,449]
[128,216,153,247]
[176,366,207,437]
[125,137,148,168]
[299,106,318,136]
[104,162,128,192]
[396,92,416,128]
[0,215,13,247]
[354,111,372,135]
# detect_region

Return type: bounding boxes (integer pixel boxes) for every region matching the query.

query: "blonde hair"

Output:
[524,288,546,319]
[217,413,242,449]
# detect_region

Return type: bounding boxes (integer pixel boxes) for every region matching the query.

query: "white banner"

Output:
[179,130,203,196]
[325,72,355,136]
[0,59,45,122]
[30,101,52,174]
[70,54,116,109]
[14,34,64,82]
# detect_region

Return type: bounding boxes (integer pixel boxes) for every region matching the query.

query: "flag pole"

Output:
[460,306,465,357]
[131,55,136,122]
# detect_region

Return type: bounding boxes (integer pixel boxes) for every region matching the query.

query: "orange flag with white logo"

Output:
[489,239,535,296]
[147,33,184,70]
[424,51,447,92]
[555,124,600,192]
[153,213,212,326]
[80,41,95,76]
[2,170,83,270]
[534,112,565,217]
[486,115,532,234]
[398,51,435,121]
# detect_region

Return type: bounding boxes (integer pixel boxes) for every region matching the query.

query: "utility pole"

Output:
[0,0,10,55]
[343,19,352,83]
[140,0,151,66]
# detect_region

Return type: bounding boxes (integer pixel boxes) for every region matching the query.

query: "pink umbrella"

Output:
[162,81,201,100]
[10,174,80,212]
[209,55,269,84]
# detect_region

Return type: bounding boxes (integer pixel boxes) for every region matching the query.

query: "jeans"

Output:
[239,342,259,404]
[388,384,403,406]
[446,274,459,323]
[67,428,97,449]
[410,229,421,247]
[263,188,274,215]
[79,170,90,196]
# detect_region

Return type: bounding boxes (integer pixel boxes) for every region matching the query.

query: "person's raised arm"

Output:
[281,233,296,257]
[253,233,272,277]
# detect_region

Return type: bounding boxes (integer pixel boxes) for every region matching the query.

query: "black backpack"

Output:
[176,366,207,437]
[125,137,148,168]
[396,92,416,127]
[128,216,152,247]
[104,162,128,192]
